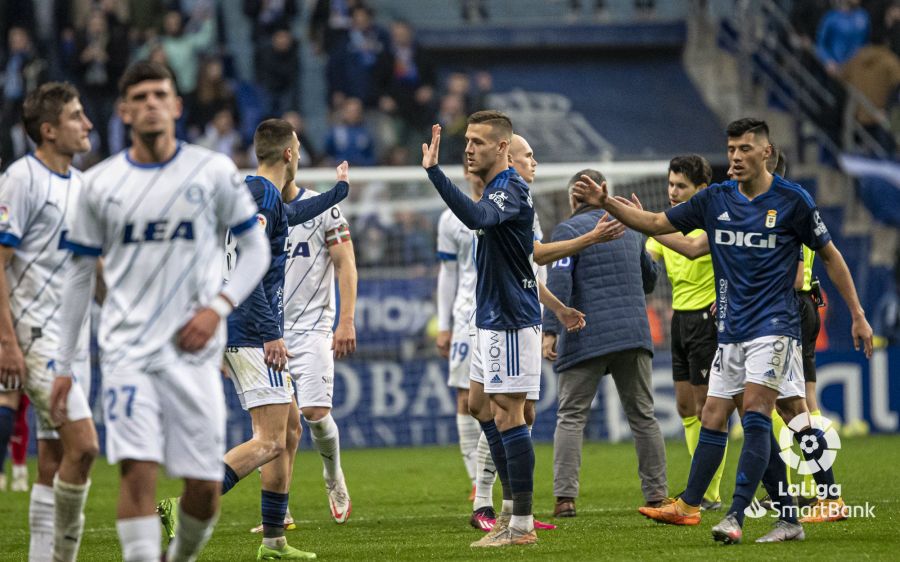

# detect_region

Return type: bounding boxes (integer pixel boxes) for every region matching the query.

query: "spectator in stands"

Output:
[381,19,436,134]
[255,26,300,118]
[391,210,435,267]
[460,0,489,22]
[310,0,363,105]
[790,0,832,50]
[435,93,468,164]
[281,110,321,167]
[135,7,215,94]
[197,108,247,166]
[840,38,900,153]
[887,2,900,55]
[816,0,871,72]
[325,97,376,166]
[544,168,665,517]
[332,5,392,108]
[76,8,129,155]
[0,26,47,167]
[243,0,298,42]
[187,56,238,140]
[127,0,166,41]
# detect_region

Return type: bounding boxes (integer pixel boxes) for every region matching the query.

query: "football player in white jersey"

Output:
[50,61,269,562]
[280,167,357,524]
[436,163,484,500]
[0,82,98,562]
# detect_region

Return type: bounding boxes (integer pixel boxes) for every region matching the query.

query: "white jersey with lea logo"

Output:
[65,143,258,367]
[0,154,85,350]
[283,188,349,333]
[437,209,477,331]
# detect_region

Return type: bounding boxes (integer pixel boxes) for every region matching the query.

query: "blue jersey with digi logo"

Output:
[426,166,540,330]
[665,175,832,344]
[226,175,288,346]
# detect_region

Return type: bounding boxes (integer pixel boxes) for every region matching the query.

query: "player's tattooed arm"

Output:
[573,176,677,236]
[0,245,26,388]
[329,236,357,359]
[817,241,874,357]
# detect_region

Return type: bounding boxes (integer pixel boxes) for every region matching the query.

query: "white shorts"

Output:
[25,347,92,440]
[469,326,541,398]
[101,354,226,481]
[707,335,806,400]
[448,326,472,390]
[223,347,294,411]
[285,330,334,409]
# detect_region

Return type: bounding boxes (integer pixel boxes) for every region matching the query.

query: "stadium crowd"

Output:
[0,0,498,171]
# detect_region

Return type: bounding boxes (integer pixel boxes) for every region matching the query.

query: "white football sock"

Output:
[53,475,90,562]
[473,432,496,510]
[501,499,514,515]
[116,515,161,562]
[510,514,534,532]
[457,414,481,483]
[29,483,55,562]
[306,414,343,482]
[166,506,218,562]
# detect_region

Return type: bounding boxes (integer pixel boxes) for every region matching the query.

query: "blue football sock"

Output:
[0,406,14,471]
[260,490,289,539]
[480,420,512,501]
[681,427,728,506]
[761,433,797,523]
[221,463,239,495]
[796,428,838,499]
[501,425,534,517]
[728,411,772,526]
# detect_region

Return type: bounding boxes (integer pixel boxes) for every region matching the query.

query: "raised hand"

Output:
[572,175,608,208]
[336,160,349,183]
[421,124,442,169]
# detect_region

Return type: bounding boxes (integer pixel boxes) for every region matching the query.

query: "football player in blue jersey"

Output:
[424,113,546,547]
[573,118,873,544]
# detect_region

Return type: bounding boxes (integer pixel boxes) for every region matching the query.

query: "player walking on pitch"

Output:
[575,118,873,544]
[278,154,357,525]
[51,61,271,562]
[0,82,99,562]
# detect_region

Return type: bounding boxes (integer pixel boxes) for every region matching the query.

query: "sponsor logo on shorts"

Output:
[762,369,776,379]
[490,375,502,384]
[487,332,502,375]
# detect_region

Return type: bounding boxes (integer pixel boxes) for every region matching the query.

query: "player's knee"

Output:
[301,407,329,422]
[676,400,694,419]
[524,402,536,427]
[67,439,99,472]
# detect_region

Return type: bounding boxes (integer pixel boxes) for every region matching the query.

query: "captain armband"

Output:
[325,224,351,247]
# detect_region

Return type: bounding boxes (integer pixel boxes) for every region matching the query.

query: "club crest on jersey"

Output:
[0,204,9,224]
[122,220,195,244]
[488,191,508,210]
[765,209,777,228]
[256,213,267,229]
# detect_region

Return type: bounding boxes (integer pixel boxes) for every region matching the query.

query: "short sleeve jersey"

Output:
[473,167,541,330]
[226,175,289,346]
[283,188,350,333]
[437,208,477,331]
[664,176,832,343]
[65,144,258,365]
[0,154,84,347]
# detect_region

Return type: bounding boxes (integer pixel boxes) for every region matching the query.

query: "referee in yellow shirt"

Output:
[645,155,726,511]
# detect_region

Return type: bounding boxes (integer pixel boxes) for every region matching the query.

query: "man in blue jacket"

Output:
[543,168,667,518]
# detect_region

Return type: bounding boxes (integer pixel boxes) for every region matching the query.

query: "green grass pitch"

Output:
[2,435,899,560]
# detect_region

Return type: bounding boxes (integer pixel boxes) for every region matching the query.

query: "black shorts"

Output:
[671,308,717,386]
[798,292,820,383]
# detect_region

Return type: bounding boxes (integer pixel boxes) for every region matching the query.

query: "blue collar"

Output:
[27,153,71,179]
[124,142,183,169]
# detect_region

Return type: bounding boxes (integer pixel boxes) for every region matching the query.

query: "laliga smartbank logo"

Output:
[744,414,875,520]
[777,413,841,474]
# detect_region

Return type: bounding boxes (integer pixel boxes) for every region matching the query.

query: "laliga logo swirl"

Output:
[776,413,841,474]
